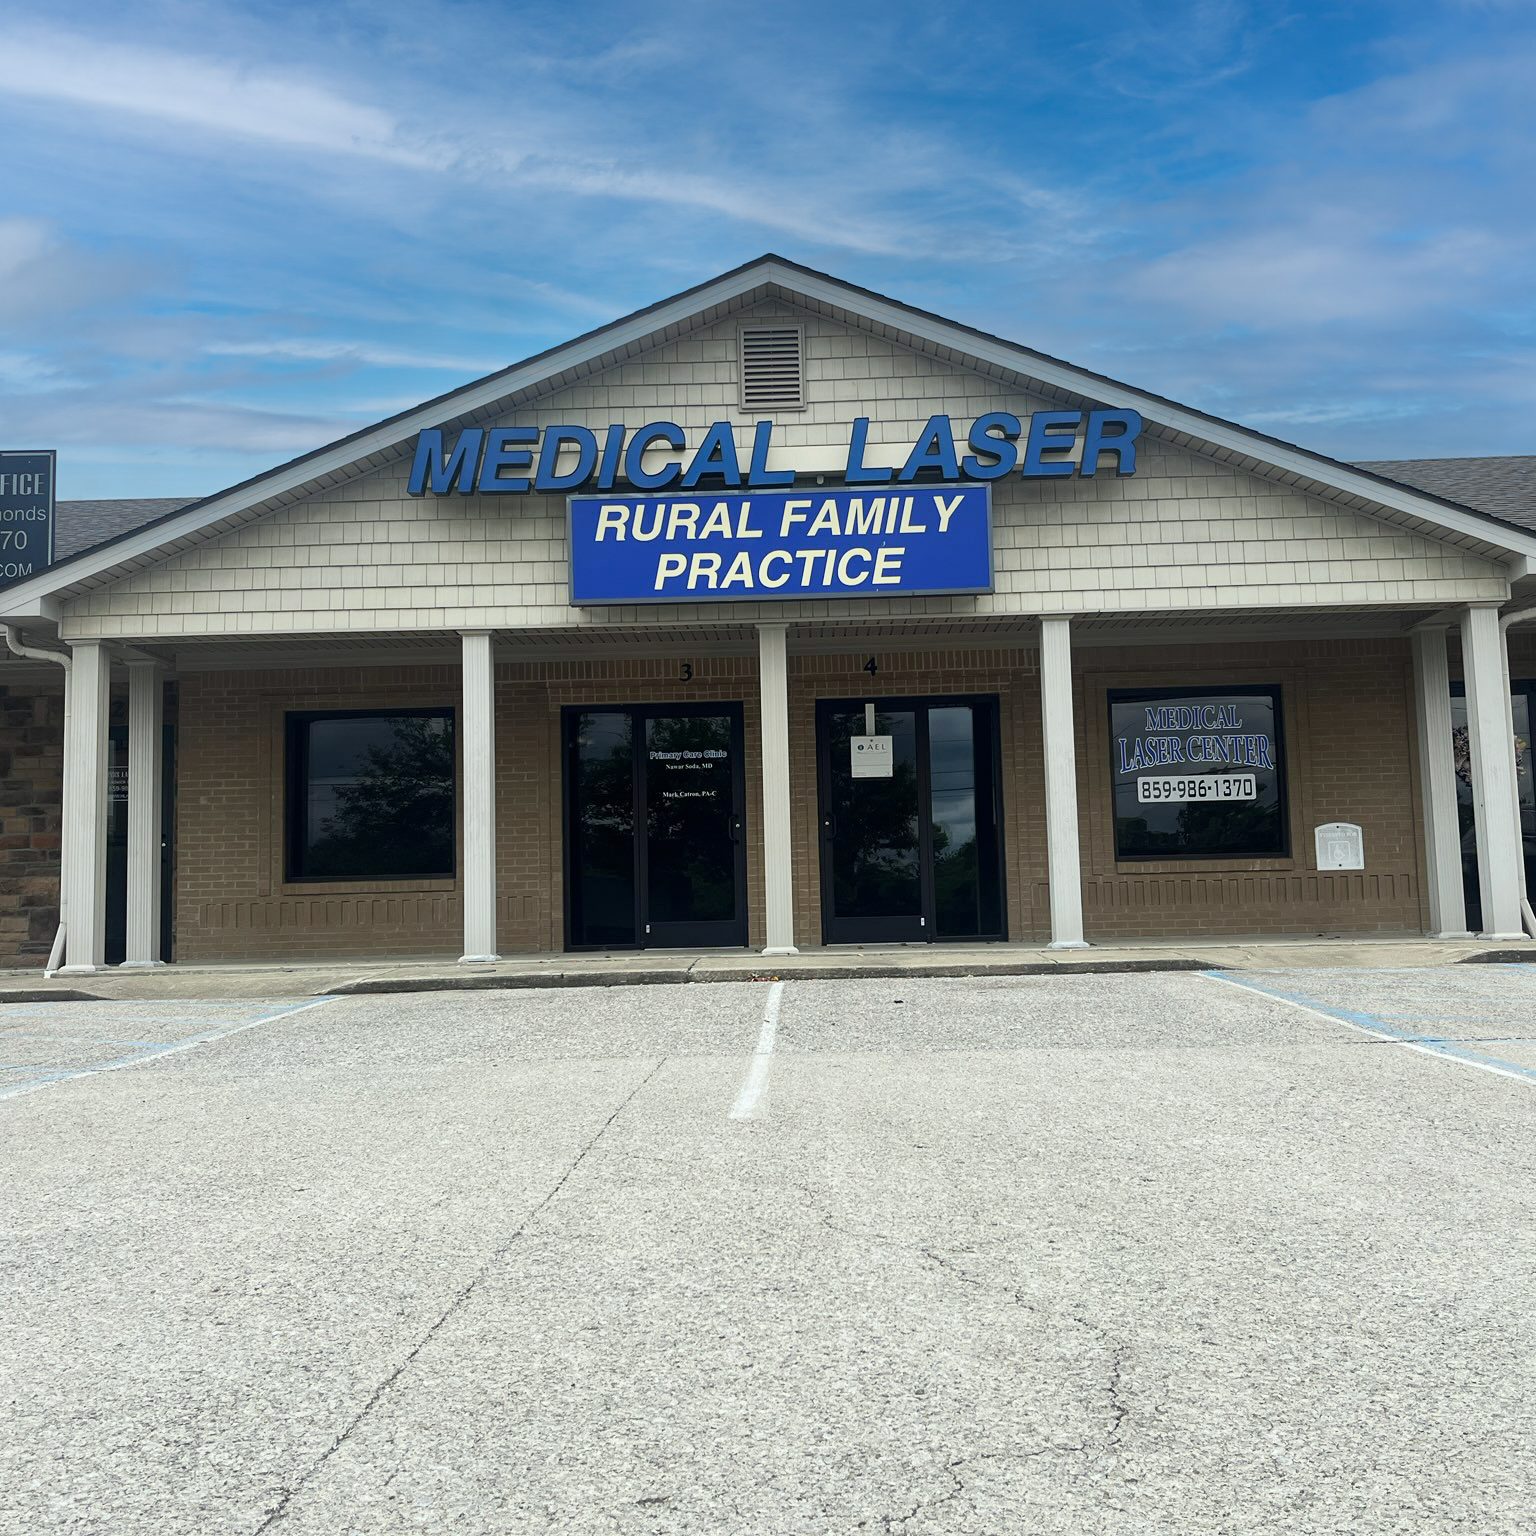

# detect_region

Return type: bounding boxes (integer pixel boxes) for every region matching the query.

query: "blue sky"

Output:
[1,0,1533,497]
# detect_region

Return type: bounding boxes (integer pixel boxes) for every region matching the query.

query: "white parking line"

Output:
[729,980,784,1120]
[1205,972,1536,1087]
[0,996,338,1102]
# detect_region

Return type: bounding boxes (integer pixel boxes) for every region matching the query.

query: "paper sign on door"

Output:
[851,735,894,779]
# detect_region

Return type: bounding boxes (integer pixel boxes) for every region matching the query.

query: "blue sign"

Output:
[409,411,1142,496]
[569,487,992,604]
[0,450,55,588]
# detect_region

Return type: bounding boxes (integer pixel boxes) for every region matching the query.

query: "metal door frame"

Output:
[562,702,748,951]
[815,694,1006,946]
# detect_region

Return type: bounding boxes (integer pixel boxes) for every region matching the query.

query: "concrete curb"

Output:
[326,956,1216,995]
[2,946,1528,1004]
[0,988,110,1004]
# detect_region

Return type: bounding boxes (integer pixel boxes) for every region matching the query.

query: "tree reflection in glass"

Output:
[829,708,921,920]
[301,714,454,878]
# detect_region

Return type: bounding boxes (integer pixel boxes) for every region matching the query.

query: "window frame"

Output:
[284,706,457,884]
[1106,683,1290,863]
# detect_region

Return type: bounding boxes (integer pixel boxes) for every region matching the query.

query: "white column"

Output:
[459,630,500,962]
[122,660,166,966]
[1410,627,1470,937]
[60,639,111,974]
[1040,617,1088,949]
[1460,605,1525,939]
[757,622,798,955]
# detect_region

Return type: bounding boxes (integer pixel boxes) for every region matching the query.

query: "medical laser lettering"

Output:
[1117,703,1276,772]
[570,487,990,603]
[1116,701,1275,814]
[405,410,1142,497]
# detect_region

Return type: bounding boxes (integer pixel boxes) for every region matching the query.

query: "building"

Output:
[2,255,1534,973]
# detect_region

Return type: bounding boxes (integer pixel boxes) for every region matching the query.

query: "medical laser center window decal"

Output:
[567,486,991,603]
[1108,686,1288,861]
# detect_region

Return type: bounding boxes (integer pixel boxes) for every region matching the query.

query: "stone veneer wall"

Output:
[0,679,64,966]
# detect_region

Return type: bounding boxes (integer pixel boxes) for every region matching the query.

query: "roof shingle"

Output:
[52,499,201,560]
[1355,456,1536,533]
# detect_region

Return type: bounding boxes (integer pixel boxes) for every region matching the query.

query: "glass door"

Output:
[564,704,747,949]
[105,719,176,965]
[817,696,1005,945]
[1450,680,1536,932]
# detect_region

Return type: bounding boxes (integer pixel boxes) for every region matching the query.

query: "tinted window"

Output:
[1109,688,1286,859]
[287,711,455,879]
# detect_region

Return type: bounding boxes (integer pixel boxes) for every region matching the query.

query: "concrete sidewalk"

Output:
[2,934,1530,1002]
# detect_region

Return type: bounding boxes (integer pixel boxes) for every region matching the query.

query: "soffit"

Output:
[151,607,1435,673]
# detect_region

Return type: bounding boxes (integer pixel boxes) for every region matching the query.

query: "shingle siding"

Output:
[57,306,1512,639]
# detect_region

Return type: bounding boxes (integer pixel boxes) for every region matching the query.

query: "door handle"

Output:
[729,816,744,842]
[821,814,837,839]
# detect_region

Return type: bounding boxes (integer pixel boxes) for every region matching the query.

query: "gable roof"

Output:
[5,253,1536,621]
[54,498,202,560]
[0,498,200,595]
[1356,457,1536,533]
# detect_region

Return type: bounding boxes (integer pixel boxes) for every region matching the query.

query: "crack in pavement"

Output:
[813,1196,1135,1481]
[878,1453,983,1532]
[250,1055,668,1533]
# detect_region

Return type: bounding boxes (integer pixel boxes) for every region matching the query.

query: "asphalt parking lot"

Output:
[3,967,1535,1535]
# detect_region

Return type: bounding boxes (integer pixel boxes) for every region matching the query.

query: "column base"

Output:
[1477,932,1530,942]
[1046,940,1091,951]
[120,959,169,969]
[458,953,502,965]
[760,945,800,957]
[1430,931,1475,940]
[56,963,106,976]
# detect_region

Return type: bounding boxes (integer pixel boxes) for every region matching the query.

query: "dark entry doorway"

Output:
[1450,679,1536,933]
[816,696,1005,945]
[563,704,748,949]
[105,721,176,965]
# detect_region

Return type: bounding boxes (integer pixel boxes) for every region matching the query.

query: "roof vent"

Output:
[739,325,804,412]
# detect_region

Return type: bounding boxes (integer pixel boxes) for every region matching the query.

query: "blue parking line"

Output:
[0,997,337,1102]
[1207,971,1536,1085]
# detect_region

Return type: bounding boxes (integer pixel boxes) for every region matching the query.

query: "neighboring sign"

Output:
[108,766,129,805]
[407,410,1142,496]
[568,486,992,604]
[0,450,55,587]
[850,735,894,779]
[1315,822,1365,871]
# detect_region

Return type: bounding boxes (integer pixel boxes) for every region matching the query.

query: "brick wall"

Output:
[164,634,1429,963]
[1073,637,1425,940]
[0,679,64,965]
[175,665,465,962]
[172,654,765,962]
[786,636,1424,945]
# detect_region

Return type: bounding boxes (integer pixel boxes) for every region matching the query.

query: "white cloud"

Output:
[0,216,159,327]
[0,348,66,389]
[1133,222,1508,328]
[4,392,352,454]
[0,24,1092,263]
[206,339,506,371]
[0,28,438,167]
